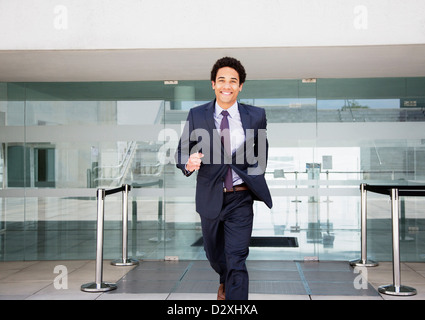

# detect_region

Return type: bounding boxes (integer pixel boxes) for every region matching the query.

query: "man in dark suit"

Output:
[175,57,272,300]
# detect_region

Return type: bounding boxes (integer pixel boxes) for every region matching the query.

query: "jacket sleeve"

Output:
[252,108,268,176]
[175,109,196,177]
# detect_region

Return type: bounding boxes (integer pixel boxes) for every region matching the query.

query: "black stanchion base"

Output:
[81,281,117,292]
[349,258,378,267]
[378,284,417,296]
[111,258,139,266]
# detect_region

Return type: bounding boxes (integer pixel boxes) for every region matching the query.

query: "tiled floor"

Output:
[1,259,425,300]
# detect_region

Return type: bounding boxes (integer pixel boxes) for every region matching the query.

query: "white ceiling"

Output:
[1,44,425,82]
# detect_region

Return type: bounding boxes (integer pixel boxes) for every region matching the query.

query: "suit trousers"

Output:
[200,190,254,300]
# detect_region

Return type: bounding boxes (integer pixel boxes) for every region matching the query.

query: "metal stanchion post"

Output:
[378,188,416,296]
[112,184,139,266]
[81,189,117,292]
[350,183,378,267]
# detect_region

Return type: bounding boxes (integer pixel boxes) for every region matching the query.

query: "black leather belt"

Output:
[223,183,249,193]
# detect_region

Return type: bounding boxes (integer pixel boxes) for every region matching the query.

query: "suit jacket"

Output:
[175,100,273,219]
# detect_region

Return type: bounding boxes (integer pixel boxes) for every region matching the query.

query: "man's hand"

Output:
[186,152,204,172]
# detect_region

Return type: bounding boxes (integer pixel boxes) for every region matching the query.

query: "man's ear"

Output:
[211,81,215,89]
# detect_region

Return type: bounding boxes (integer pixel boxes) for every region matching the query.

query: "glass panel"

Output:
[244,80,319,259]
[0,91,4,188]
[163,81,204,260]
[25,101,118,126]
[0,83,26,259]
[0,144,3,188]
[315,78,425,262]
[0,197,25,260]
[19,196,97,260]
[0,82,170,260]
[0,78,424,262]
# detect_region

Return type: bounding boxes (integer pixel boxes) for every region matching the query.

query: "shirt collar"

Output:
[214,101,238,118]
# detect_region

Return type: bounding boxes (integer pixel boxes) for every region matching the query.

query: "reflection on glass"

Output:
[316,98,425,122]
[0,144,4,189]
[318,99,400,110]
[0,78,424,261]
[5,101,25,126]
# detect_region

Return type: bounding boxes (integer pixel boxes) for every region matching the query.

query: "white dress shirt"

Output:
[214,101,245,186]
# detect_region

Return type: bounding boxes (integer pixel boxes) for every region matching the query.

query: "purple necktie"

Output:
[220,110,233,190]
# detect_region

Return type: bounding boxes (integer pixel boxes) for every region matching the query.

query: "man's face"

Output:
[212,67,243,109]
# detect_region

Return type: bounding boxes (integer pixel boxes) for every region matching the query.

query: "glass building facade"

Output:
[1,78,425,262]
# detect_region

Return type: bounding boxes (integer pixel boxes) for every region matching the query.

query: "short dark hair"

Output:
[210,57,246,84]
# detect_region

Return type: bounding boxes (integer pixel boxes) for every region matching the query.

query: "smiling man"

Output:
[213,66,242,108]
[176,57,272,300]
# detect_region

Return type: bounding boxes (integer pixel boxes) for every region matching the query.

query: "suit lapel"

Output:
[205,100,225,159]
[231,103,251,160]
[238,102,251,132]
[204,100,216,133]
